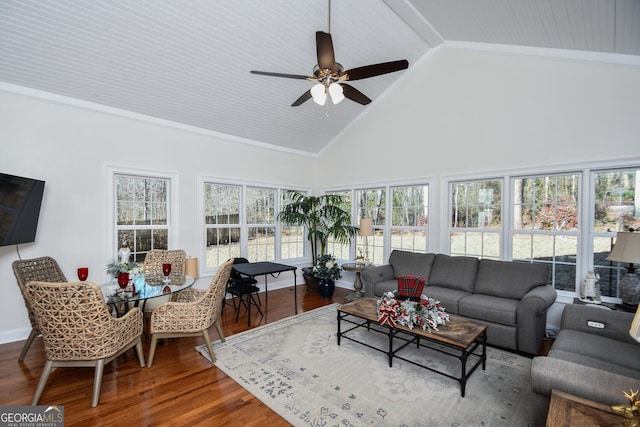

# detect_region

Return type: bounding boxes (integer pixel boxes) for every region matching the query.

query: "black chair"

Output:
[224,258,263,325]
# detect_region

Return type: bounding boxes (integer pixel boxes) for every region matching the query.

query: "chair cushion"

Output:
[397,274,425,300]
[473,259,549,299]
[429,254,479,293]
[389,250,436,281]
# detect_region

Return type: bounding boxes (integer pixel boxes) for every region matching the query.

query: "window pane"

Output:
[281,225,304,259]
[594,170,639,232]
[247,226,275,261]
[326,190,351,260]
[281,189,307,260]
[449,179,501,257]
[204,183,242,268]
[246,187,275,224]
[356,188,386,223]
[390,185,429,254]
[115,174,169,262]
[204,184,240,225]
[206,227,241,268]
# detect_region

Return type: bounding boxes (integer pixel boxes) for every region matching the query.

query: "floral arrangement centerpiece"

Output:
[312,254,342,281]
[377,290,449,332]
[106,260,140,277]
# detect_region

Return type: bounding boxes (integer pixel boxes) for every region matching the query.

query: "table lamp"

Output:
[185,257,199,279]
[359,218,374,265]
[607,231,640,309]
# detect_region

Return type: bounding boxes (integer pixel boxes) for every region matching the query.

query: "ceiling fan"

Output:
[250,3,408,107]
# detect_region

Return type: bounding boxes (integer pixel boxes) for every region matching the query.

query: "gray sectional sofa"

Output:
[361,250,556,355]
[531,304,640,426]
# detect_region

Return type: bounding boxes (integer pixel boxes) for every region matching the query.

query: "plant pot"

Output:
[302,267,319,292]
[317,279,335,299]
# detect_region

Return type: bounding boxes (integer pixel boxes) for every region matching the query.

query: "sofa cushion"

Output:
[551,329,640,373]
[458,294,518,325]
[422,285,470,314]
[389,250,436,281]
[474,259,549,299]
[428,254,479,293]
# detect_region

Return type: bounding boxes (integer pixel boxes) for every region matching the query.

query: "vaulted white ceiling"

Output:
[1,0,638,155]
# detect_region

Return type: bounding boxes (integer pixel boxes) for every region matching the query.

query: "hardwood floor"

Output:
[0,284,351,426]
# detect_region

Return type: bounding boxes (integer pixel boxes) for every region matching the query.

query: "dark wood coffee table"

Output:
[337,297,487,397]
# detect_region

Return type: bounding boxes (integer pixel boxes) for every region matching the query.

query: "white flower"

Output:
[325,261,334,269]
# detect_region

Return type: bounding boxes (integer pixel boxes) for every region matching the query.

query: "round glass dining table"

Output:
[101,273,196,317]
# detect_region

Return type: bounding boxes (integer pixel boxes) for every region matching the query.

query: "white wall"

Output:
[320,46,640,182]
[0,90,314,343]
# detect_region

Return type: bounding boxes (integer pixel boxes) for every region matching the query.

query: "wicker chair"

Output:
[147,258,234,367]
[24,281,145,407]
[143,249,187,276]
[12,256,67,362]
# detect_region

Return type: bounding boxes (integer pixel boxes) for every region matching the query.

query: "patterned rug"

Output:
[196,304,534,427]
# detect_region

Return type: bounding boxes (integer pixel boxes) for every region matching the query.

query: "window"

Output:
[280,190,305,260]
[390,185,428,253]
[326,190,352,261]
[356,188,386,265]
[449,180,502,259]
[202,179,308,271]
[512,174,579,291]
[591,168,640,298]
[114,173,170,262]
[246,186,275,262]
[204,183,241,268]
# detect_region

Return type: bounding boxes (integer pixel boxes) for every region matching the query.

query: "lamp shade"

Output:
[607,232,640,264]
[311,83,327,105]
[328,82,345,104]
[185,257,199,279]
[359,218,374,237]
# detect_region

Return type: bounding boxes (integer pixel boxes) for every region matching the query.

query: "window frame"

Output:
[106,166,178,270]
[199,176,309,276]
[323,179,433,264]
[442,159,640,304]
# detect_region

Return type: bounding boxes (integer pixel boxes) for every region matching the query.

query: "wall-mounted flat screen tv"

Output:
[0,173,46,246]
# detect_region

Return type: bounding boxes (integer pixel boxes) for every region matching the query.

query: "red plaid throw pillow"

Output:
[397,274,425,301]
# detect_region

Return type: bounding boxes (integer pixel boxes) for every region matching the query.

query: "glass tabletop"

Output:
[101,273,195,305]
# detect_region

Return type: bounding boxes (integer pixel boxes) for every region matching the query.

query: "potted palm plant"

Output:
[278,190,357,291]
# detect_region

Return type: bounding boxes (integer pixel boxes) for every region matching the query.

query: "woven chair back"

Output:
[12,256,67,329]
[24,281,136,361]
[203,258,235,325]
[143,249,187,275]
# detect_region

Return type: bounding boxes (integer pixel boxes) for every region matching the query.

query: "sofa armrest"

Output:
[521,285,557,315]
[531,356,637,412]
[361,264,394,298]
[560,303,636,344]
[516,285,557,354]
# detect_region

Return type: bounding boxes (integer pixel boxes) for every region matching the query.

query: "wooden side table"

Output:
[546,389,623,426]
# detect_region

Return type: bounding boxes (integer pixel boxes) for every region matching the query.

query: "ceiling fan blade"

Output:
[291,90,312,107]
[250,70,312,80]
[341,84,371,105]
[343,60,409,81]
[316,31,336,73]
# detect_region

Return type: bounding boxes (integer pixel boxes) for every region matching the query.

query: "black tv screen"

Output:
[0,173,46,246]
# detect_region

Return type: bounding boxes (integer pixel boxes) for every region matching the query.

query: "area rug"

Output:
[196,304,534,427]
